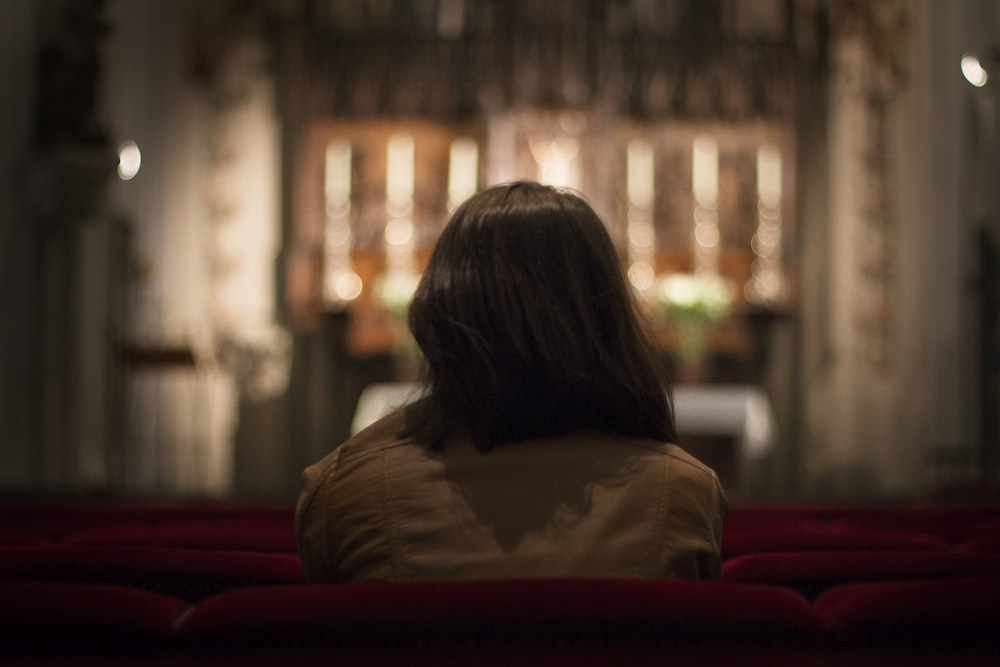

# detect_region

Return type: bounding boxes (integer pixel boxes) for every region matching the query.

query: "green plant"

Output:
[654,272,734,362]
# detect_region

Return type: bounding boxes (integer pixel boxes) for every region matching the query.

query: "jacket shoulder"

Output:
[663,444,721,479]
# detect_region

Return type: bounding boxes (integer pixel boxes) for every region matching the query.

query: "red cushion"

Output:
[725,504,1000,545]
[0,500,295,542]
[177,579,823,646]
[814,577,1000,643]
[0,545,306,600]
[0,579,189,646]
[723,551,1000,597]
[957,532,1000,553]
[62,521,297,552]
[0,533,52,546]
[814,507,1000,543]
[722,522,949,558]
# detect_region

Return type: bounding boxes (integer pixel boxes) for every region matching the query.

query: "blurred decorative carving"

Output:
[186,0,292,401]
[188,0,271,109]
[831,0,911,376]
[300,0,805,122]
[30,0,117,223]
[34,0,110,148]
[28,146,117,224]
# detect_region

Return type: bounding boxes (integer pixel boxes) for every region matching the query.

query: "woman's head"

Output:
[407,181,674,451]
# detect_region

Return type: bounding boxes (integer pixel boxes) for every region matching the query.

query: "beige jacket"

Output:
[296,405,726,583]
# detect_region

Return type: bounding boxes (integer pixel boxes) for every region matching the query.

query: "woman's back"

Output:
[296,405,726,582]
[297,182,726,582]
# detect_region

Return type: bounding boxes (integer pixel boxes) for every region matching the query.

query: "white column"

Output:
[747,144,785,304]
[448,137,478,212]
[692,135,720,275]
[322,140,362,305]
[385,133,415,276]
[626,138,655,294]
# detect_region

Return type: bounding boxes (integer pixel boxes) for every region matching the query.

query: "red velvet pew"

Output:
[2,577,999,666]
[0,545,305,600]
[723,550,1000,598]
[2,500,1000,666]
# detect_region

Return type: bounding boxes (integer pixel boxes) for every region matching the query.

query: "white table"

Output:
[352,382,774,460]
[671,385,773,459]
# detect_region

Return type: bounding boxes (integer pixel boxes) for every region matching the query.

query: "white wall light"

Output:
[962,53,989,88]
[117,140,141,180]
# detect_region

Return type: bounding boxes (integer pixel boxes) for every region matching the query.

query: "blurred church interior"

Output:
[0,0,997,501]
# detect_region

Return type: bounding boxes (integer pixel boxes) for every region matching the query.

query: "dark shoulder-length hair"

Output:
[405,181,675,452]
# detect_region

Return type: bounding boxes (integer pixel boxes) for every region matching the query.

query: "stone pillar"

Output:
[801,0,918,497]
[28,0,118,490]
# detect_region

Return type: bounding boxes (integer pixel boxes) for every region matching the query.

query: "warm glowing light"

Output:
[691,135,721,274]
[692,135,718,209]
[694,222,720,248]
[332,271,364,301]
[625,137,655,298]
[322,138,358,309]
[756,145,782,206]
[325,140,352,207]
[627,218,654,249]
[384,132,416,277]
[962,53,989,87]
[748,143,786,305]
[117,141,141,180]
[324,223,352,252]
[755,223,781,247]
[386,133,415,206]
[529,136,579,188]
[628,262,655,292]
[448,137,478,210]
[384,218,414,247]
[627,139,654,209]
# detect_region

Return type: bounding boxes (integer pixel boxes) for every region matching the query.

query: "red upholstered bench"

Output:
[171,578,827,667]
[7,501,999,556]
[0,500,295,544]
[61,520,297,553]
[0,532,52,546]
[814,576,1000,667]
[807,506,1000,544]
[2,576,998,666]
[721,521,951,558]
[0,579,188,649]
[815,576,1000,638]
[722,550,1000,598]
[722,504,1000,554]
[957,532,1000,552]
[4,499,1000,666]
[174,578,823,647]
[0,545,306,600]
